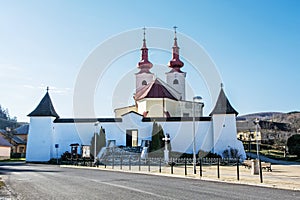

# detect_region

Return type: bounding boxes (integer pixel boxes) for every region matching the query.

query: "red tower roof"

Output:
[168,26,184,73]
[137,27,153,74]
[134,79,179,101]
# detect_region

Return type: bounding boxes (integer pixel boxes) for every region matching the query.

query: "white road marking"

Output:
[92,179,175,199]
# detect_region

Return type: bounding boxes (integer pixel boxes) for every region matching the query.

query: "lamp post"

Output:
[94,121,99,163]
[255,118,260,160]
[192,96,202,174]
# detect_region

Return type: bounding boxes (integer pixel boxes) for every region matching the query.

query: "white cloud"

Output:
[22,84,72,95]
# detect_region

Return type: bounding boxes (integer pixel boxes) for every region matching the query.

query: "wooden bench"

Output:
[261,162,272,172]
[242,160,272,172]
[243,160,252,169]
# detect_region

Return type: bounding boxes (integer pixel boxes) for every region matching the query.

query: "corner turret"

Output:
[210,84,245,159]
[26,87,58,162]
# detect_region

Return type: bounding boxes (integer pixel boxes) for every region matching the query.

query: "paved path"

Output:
[246,153,299,165]
[1,163,299,200]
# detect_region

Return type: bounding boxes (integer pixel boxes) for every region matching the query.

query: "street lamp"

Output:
[193,96,202,174]
[255,118,260,160]
[94,121,99,163]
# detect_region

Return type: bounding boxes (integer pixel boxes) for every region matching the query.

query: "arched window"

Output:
[173,79,179,84]
[142,80,147,85]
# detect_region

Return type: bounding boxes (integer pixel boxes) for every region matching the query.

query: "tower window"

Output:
[142,80,147,85]
[173,79,179,84]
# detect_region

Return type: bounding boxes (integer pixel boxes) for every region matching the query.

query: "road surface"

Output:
[0,163,299,200]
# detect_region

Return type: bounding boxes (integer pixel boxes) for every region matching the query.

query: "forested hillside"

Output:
[238,111,300,132]
[0,104,19,129]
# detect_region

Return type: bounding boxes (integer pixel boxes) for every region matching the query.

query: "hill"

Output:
[238,111,300,132]
[0,104,20,129]
[0,118,20,130]
[237,112,284,121]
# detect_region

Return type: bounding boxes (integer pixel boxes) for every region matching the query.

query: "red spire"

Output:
[168,26,184,72]
[137,27,153,73]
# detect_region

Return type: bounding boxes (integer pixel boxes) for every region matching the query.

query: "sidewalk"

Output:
[61,163,300,191]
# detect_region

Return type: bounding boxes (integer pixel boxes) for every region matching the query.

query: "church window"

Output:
[142,80,147,85]
[173,79,179,84]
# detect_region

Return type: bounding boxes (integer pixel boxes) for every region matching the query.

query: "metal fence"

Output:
[62,156,250,181]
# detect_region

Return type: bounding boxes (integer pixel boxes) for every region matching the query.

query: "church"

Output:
[26,29,246,162]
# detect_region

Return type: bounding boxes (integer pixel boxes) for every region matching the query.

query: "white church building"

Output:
[26,29,246,162]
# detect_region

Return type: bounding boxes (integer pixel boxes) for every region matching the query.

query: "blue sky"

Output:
[0,0,299,122]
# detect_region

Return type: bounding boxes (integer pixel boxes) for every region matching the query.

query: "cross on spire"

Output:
[168,26,184,71]
[46,86,49,92]
[143,27,146,41]
[173,26,177,39]
[137,26,153,72]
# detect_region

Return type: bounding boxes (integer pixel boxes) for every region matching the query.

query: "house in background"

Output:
[14,124,29,155]
[0,125,28,158]
[0,134,12,160]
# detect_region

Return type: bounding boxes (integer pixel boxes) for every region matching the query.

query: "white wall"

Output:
[212,114,246,159]
[51,113,152,157]
[109,113,152,145]
[51,113,214,158]
[136,72,154,93]
[26,117,55,162]
[139,99,173,118]
[161,121,213,154]
[166,71,186,100]
[114,106,137,118]
[177,101,203,117]
[0,146,11,159]
[137,100,148,116]
[52,123,86,157]
[137,98,203,118]
[27,112,245,161]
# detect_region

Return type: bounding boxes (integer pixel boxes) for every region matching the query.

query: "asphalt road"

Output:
[0,163,299,200]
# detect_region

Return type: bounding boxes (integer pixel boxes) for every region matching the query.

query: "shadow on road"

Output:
[0,162,61,175]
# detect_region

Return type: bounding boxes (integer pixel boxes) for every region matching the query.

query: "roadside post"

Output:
[55,144,59,164]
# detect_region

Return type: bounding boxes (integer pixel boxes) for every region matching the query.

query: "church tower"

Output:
[209,84,244,157]
[26,87,59,162]
[135,28,154,93]
[166,26,186,100]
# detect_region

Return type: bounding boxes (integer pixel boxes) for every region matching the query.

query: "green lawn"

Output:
[0,158,26,162]
[260,149,299,161]
[0,179,5,188]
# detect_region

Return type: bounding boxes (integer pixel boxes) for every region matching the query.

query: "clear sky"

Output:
[0,0,299,122]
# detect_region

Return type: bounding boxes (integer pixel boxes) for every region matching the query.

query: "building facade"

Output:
[26,29,245,162]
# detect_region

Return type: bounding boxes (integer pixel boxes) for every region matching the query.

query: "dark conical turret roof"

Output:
[28,91,59,118]
[210,87,238,116]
